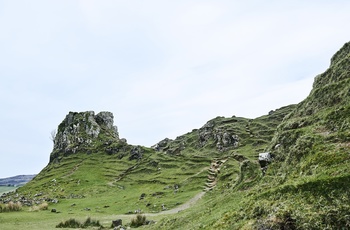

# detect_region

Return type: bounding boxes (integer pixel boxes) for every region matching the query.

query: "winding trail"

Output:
[102,191,206,223]
[158,191,205,215]
[103,161,225,221]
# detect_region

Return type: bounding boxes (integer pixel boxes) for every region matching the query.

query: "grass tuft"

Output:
[29,202,48,211]
[0,201,22,212]
[56,217,103,228]
[130,214,147,227]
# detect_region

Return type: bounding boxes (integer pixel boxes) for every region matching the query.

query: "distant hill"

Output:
[0,175,36,187]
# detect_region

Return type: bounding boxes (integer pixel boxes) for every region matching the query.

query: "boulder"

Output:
[112,219,122,227]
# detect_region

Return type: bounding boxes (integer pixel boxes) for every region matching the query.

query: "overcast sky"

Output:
[1,1,350,178]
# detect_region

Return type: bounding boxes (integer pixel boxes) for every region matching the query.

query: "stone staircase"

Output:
[203,158,227,191]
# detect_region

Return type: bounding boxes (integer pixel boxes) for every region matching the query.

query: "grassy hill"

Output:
[149,41,350,229]
[1,41,350,229]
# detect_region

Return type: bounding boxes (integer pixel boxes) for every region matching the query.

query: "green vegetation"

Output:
[29,202,48,212]
[1,41,350,229]
[131,214,148,227]
[0,201,22,212]
[0,186,16,195]
[56,217,103,228]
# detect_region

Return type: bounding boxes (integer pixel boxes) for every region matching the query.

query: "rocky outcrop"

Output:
[50,111,120,162]
[152,138,172,151]
[198,120,239,151]
[129,146,144,160]
[153,118,240,155]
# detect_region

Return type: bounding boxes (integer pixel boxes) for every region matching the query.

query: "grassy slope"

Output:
[146,42,350,229]
[0,150,211,229]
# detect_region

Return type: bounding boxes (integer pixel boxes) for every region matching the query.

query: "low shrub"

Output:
[0,201,22,212]
[130,214,147,227]
[56,218,81,228]
[56,217,103,228]
[30,202,48,211]
[82,217,102,228]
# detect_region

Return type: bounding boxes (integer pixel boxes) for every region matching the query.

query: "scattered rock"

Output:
[161,204,167,211]
[139,193,146,200]
[151,191,164,197]
[34,192,42,197]
[134,209,142,214]
[146,220,156,225]
[112,219,123,227]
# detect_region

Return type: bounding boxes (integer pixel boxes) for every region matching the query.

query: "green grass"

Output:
[0,186,16,195]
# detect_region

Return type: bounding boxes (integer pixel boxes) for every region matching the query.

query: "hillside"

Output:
[2,105,291,210]
[1,41,350,229]
[151,41,350,229]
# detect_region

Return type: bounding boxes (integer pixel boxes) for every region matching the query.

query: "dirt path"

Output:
[103,165,210,222]
[105,191,206,222]
[108,164,218,218]
[158,191,205,215]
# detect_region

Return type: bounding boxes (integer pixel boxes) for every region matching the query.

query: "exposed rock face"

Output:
[129,146,143,160]
[198,120,239,151]
[153,117,240,155]
[152,138,172,151]
[215,130,239,151]
[95,111,118,133]
[198,121,215,147]
[50,111,119,162]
